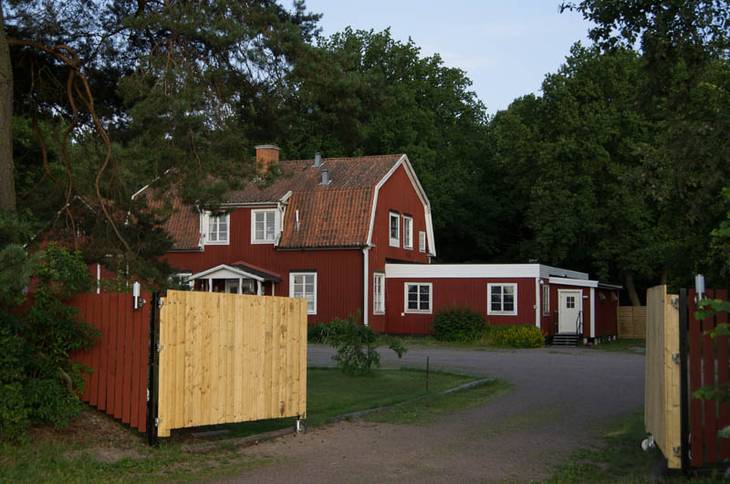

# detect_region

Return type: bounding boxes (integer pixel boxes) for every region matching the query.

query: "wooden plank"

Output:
[89,295,101,406]
[223,292,235,423]
[716,289,730,459]
[112,293,125,419]
[689,289,704,467]
[703,289,718,464]
[664,293,681,470]
[232,295,244,421]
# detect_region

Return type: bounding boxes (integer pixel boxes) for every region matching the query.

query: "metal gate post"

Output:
[146,291,160,446]
[679,288,690,473]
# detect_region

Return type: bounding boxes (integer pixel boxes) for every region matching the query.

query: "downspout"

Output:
[534,278,541,329]
[590,287,596,339]
[362,246,370,326]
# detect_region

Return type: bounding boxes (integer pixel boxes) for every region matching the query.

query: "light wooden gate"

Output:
[645,285,681,469]
[155,290,307,437]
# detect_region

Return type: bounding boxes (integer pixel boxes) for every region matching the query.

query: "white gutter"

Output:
[362,247,370,326]
[547,277,598,288]
[534,278,541,329]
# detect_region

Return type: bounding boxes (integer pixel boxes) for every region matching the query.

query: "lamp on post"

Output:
[694,274,705,301]
[132,281,145,310]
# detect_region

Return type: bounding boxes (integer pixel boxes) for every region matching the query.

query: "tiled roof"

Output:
[141,186,201,250]
[141,154,404,250]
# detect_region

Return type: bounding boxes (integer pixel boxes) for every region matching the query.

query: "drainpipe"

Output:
[590,287,595,339]
[362,246,370,326]
[534,277,541,329]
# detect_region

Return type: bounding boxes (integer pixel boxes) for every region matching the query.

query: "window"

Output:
[488,283,517,315]
[419,231,426,253]
[290,272,317,315]
[566,295,576,309]
[402,215,413,249]
[405,283,432,313]
[389,212,400,247]
[251,209,278,244]
[373,273,385,315]
[542,284,550,315]
[204,212,229,244]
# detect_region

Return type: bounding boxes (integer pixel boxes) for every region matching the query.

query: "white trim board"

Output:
[548,277,598,288]
[189,264,265,282]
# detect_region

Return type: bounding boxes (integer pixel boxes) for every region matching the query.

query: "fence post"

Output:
[679,288,689,473]
[146,291,160,446]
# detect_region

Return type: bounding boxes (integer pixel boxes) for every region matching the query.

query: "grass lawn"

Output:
[547,410,723,483]
[1,368,507,483]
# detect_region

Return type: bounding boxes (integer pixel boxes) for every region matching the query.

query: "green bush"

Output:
[0,244,97,441]
[484,325,544,348]
[307,323,329,343]
[318,316,407,375]
[432,308,486,342]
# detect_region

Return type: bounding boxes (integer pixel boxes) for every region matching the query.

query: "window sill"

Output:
[204,241,230,246]
[405,309,432,314]
[487,311,518,316]
[251,239,276,245]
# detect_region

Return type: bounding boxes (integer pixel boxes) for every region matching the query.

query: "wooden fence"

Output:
[70,292,152,433]
[687,288,730,468]
[618,305,647,339]
[645,285,682,469]
[155,290,308,438]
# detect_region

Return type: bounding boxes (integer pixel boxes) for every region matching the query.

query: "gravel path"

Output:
[223,345,644,483]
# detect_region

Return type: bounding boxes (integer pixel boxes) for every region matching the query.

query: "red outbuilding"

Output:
[383,263,621,342]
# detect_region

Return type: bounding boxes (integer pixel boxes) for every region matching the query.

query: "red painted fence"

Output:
[688,288,730,468]
[69,292,152,433]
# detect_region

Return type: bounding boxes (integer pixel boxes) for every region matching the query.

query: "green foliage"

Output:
[318,316,407,376]
[0,244,97,441]
[432,308,486,342]
[484,325,544,349]
[307,323,329,343]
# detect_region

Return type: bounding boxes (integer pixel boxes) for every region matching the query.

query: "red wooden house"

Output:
[135,145,436,325]
[136,145,620,342]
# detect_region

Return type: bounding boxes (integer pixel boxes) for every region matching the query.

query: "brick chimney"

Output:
[255,144,280,175]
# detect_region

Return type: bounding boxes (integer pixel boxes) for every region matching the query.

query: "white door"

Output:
[558,290,582,334]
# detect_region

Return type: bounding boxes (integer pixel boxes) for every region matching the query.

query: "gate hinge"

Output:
[158,298,164,308]
[672,353,681,364]
[673,446,681,457]
[146,388,150,402]
[156,342,163,353]
[155,417,160,427]
[671,297,679,309]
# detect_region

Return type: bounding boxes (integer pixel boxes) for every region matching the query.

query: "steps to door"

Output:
[551,334,581,346]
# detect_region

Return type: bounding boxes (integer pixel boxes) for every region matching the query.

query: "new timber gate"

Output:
[645,285,730,472]
[70,289,307,443]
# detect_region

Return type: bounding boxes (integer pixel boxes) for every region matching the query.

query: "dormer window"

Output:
[203,212,229,245]
[389,212,400,247]
[252,208,278,244]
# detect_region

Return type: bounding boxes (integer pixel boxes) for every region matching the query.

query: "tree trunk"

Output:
[0,3,16,213]
[624,272,642,306]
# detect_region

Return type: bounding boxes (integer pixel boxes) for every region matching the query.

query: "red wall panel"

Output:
[594,288,618,337]
[384,277,537,335]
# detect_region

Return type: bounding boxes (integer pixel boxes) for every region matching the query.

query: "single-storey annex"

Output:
[381,263,621,341]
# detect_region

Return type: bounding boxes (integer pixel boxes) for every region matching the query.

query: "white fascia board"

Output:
[548,277,598,288]
[539,265,589,280]
[386,263,541,279]
[189,264,265,282]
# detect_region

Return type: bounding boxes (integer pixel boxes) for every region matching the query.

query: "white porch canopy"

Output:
[188,264,269,295]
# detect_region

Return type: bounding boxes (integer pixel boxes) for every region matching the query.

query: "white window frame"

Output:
[418,231,426,253]
[251,208,279,244]
[389,212,400,247]
[487,283,518,316]
[373,272,385,315]
[542,284,550,316]
[203,211,230,245]
[402,215,413,250]
[290,272,317,315]
[404,282,432,314]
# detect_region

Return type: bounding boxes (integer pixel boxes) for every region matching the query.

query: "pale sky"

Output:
[305,0,593,114]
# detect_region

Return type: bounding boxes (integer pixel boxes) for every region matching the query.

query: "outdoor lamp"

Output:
[695,274,705,300]
[132,281,145,310]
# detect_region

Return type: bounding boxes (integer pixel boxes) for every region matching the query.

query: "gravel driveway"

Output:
[224,345,644,483]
